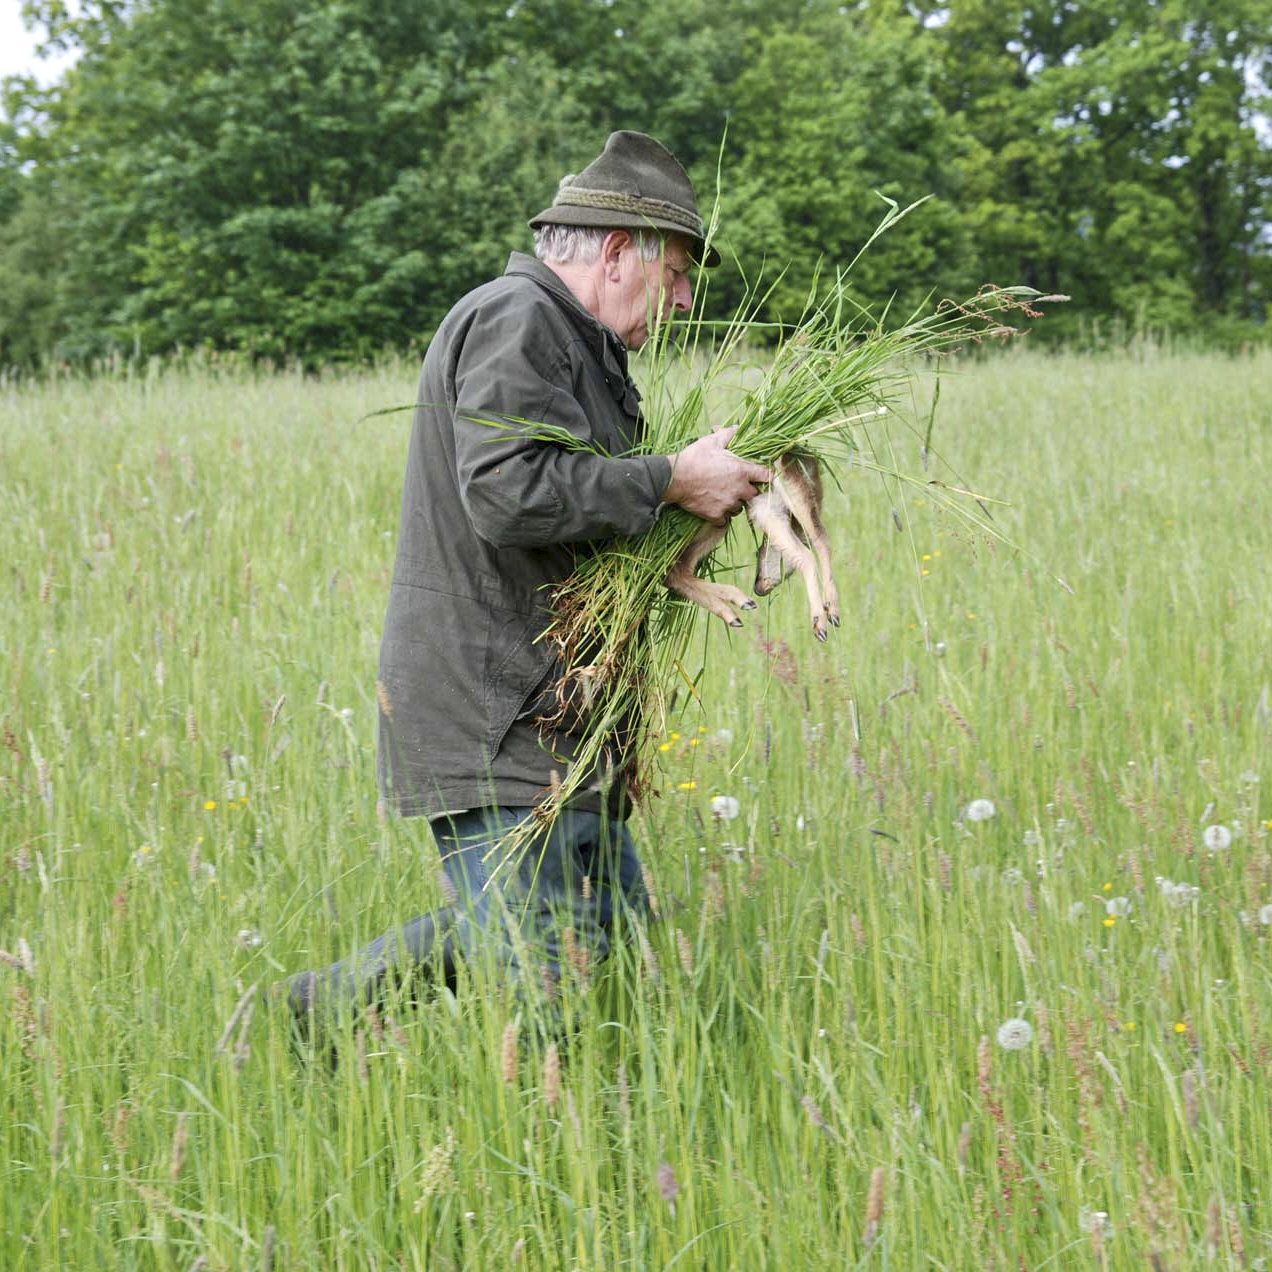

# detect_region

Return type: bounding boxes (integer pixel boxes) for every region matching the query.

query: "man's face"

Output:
[607,234,694,350]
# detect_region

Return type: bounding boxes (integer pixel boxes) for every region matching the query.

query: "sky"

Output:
[0,1,81,84]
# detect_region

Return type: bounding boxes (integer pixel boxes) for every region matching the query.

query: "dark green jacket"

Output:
[377,253,673,819]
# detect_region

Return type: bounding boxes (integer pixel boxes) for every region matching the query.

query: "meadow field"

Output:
[2,344,1271,1270]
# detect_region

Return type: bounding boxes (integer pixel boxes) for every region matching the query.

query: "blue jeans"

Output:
[436,805,650,989]
[283,805,649,1016]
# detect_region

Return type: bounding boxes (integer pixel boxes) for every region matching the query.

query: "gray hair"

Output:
[532,224,667,266]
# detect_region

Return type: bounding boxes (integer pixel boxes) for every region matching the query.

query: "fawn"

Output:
[665,451,840,641]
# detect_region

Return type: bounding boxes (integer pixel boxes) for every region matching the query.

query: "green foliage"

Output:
[0,0,1269,368]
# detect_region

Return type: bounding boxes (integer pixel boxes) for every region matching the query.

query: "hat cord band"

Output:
[555,185,704,238]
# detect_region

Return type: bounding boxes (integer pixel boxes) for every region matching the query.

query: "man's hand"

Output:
[661,427,772,525]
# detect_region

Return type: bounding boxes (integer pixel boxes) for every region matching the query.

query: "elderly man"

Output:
[285,132,769,1022]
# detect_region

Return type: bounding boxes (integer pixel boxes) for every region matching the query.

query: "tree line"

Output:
[2,0,1269,371]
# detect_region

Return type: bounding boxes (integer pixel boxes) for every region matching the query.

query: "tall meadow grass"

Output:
[2,344,1270,1269]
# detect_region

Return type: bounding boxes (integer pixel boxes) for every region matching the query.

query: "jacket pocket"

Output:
[483,606,558,758]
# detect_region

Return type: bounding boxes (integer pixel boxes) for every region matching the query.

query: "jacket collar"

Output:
[504,252,631,378]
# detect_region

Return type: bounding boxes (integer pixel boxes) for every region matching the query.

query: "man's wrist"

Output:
[658,452,680,505]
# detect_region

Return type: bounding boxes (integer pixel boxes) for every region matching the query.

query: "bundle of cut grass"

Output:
[483,230,1064,874]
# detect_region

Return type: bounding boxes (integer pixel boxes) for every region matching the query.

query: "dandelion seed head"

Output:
[1068,901,1086,920]
[1203,824,1233,851]
[710,794,741,821]
[966,798,996,822]
[1078,1208,1114,1238]
[997,1017,1033,1051]
[1105,895,1132,917]
[1259,904,1272,926]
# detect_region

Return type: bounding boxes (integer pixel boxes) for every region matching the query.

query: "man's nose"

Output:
[671,275,692,313]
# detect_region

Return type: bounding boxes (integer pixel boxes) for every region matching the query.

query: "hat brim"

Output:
[528,204,722,269]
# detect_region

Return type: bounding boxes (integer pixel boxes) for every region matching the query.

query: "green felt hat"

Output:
[529,131,720,268]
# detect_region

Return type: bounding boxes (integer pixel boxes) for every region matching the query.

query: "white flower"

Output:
[1240,770,1260,785]
[1259,904,1272,927]
[1078,1208,1114,1238]
[340,707,355,724]
[710,795,741,821]
[997,1018,1033,1050]
[966,798,996,823]
[235,928,263,950]
[1105,896,1132,917]
[1022,829,1040,847]
[1001,866,1025,886]
[1203,824,1232,851]
[1167,883,1200,907]
[795,814,807,832]
[1068,901,1086,921]
[712,728,734,746]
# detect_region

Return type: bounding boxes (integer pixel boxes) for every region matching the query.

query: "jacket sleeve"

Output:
[451,296,672,549]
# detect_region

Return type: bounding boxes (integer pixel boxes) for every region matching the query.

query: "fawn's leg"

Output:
[776,461,840,630]
[665,521,757,628]
[748,492,829,641]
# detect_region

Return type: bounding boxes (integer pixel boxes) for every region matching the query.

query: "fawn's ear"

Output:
[754,535,787,596]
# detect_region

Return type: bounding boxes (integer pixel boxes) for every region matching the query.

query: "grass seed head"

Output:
[414,1127,458,1209]
[675,928,694,977]
[639,862,658,916]
[170,1112,190,1181]
[617,1062,632,1126]
[976,1035,993,1086]
[501,1020,518,1084]
[801,1094,827,1131]
[1182,1068,1199,1129]
[863,1165,886,1246]
[543,1042,561,1109]
[657,1160,680,1209]
[1205,1195,1223,1257]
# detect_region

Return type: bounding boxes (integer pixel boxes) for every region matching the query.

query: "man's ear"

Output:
[599,230,632,281]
